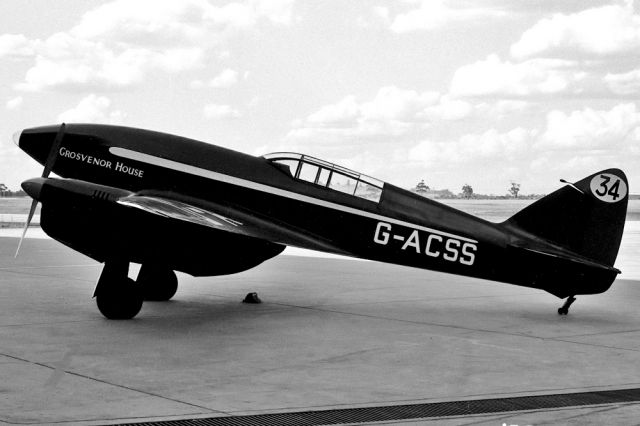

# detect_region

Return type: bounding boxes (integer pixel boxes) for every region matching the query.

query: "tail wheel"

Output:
[137,265,178,301]
[557,295,577,316]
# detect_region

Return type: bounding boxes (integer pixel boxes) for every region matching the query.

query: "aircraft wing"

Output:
[117,193,350,256]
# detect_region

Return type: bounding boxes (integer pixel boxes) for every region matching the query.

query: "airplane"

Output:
[13,123,628,319]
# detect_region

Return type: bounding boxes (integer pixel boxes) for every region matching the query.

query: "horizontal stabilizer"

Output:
[508,242,620,274]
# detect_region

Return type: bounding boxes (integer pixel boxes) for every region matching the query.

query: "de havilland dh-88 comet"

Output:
[14,123,628,319]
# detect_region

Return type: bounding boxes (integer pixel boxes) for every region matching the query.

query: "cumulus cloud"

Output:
[389,0,506,33]
[288,88,431,140]
[252,0,296,25]
[409,127,535,167]
[210,68,239,87]
[423,96,473,121]
[73,0,294,40]
[405,127,540,194]
[538,103,640,151]
[57,94,125,123]
[604,69,640,95]
[474,100,529,117]
[450,54,591,98]
[203,103,241,119]
[511,4,640,59]
[285,89,638,193]
[192,68,239,88]
[373,6,390,21]
[1,0,295,92]
[6,96,23,110]
[446,4,640,100]
[362,86,441,121]
[0,34,34,57]
[404,103,640,192]
[304,95,360,126]
[287,86,478,142]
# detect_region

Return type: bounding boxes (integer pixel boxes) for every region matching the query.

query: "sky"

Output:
[1,0,639,195]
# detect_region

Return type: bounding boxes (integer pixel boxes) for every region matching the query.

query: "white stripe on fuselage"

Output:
[109,147,478,243]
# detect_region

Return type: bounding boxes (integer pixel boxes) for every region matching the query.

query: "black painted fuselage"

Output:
[17,124,627,300]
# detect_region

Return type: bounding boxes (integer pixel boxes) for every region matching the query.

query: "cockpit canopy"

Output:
[264,152,384,203]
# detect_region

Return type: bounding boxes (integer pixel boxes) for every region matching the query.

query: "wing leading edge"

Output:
[117,193,350,256]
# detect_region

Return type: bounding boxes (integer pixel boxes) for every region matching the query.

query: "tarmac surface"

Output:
[2,235,640,425]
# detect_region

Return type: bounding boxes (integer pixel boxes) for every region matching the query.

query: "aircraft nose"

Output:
[21,178,45,201]
[16,125,60,166]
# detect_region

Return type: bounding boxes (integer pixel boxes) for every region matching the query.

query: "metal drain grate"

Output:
[118,388,640,426]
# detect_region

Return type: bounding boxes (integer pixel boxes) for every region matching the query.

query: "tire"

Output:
[138,266,178,301]
[96,277,143,319]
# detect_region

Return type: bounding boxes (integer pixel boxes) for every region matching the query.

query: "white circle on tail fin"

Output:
[589,173,627,203]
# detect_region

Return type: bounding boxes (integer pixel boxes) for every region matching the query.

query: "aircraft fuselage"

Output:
[17,124,623,299]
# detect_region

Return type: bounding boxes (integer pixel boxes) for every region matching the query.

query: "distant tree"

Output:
[461,184,473,198]
[415,179,430,194]
[0,183,7,197]
[509,182,521,198]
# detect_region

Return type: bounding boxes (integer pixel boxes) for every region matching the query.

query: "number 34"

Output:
[589,173,627,203]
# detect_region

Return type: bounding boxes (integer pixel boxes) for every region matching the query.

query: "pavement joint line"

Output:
[553,328,640,339]
[534,404,629,426]
[266,300,555,340]
[263,301,640,353]
[0,352,228,416]
[0,318,105,328]
[0,264,98,270]
[305,292,544,307]
[217,346,390,382]
[0,412,217,426]
[0,268,96,283]
[546,337,640,353]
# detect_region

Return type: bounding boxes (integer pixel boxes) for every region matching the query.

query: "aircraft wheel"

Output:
[96,277,143,320]
[137,265,178,301]
[557,296,576,316]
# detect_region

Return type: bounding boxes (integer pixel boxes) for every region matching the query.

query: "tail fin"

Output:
[505,169,628,267]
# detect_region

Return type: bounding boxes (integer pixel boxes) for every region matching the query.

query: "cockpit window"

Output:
[298,162,320,183]
[317,168,331,186]
[328,171,356,195]
[354,180,382,201]
[264,152,384,203]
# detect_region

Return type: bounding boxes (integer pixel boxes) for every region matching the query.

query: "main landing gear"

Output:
[137,264,178,301]
[95,261,143,320]
[94,262,179,319]
[558,296,577,315]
